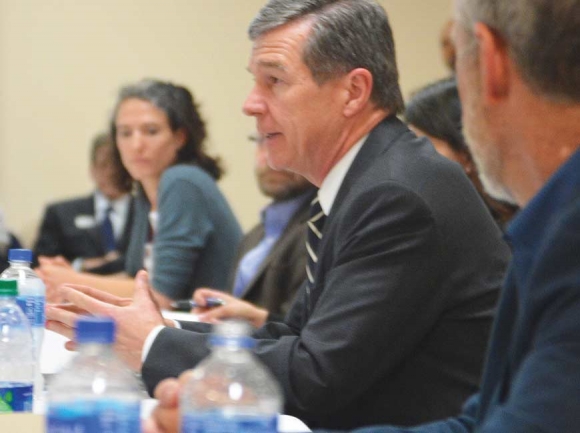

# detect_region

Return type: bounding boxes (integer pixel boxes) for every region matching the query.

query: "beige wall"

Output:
[0,0,452,246]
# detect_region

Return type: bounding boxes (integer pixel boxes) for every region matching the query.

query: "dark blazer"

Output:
[228,189,315,320]
[33,194,134,274]
[142,116,510,430]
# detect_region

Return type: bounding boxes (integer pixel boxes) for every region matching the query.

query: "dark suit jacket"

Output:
[33,194,134,274]
[142,116,510,429]
[228,190,315,321]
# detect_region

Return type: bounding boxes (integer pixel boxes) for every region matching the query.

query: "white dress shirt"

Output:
[318,134,367,215]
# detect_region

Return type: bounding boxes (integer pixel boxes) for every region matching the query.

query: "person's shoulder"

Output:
[547,197,580,241]
[45,194,93,212]
[161,164,215,186]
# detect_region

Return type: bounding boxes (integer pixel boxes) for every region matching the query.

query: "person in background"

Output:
[0,208,23,273]
[39,79,243,309]
[47,0,509,430]
[192,132,316,328]
[440,19,456,73]
[34,132,134,274]
[405,77,518,229]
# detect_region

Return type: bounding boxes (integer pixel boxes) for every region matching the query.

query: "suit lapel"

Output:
[308,116,410,310]
[325,115,408,230]
[79,195,106,255]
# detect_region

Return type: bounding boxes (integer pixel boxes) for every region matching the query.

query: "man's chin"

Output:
[265,156,288,172]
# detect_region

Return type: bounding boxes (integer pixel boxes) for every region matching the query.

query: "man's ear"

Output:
[474,22,510,104]
[342,68,373,117]
[89,165,97,183]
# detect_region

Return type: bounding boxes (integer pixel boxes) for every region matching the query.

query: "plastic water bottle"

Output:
[180,320,283,432]
[0,248,46,406]
[0,249,46,348]
[46,315,143,432]
[0,279,35,413]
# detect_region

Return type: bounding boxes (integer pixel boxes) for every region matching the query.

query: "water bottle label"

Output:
[182,413,278,433]
[0,382,33,413]
[47,400,141,433]
[16,295,45,327]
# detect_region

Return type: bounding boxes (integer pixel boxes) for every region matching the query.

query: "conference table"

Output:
[17,311,312,432]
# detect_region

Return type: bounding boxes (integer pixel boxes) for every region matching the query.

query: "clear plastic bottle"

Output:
[0,248,46,406]
[180,320,283,433]
[46,315,143,432]
[0,279,35,413]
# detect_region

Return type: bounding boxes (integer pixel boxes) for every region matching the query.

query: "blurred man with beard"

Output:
[192,133,315,327]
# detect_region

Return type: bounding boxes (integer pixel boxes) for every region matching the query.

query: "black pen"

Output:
[170,297,226,311]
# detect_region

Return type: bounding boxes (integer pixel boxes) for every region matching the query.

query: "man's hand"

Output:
[38,255,72,269]
[37,257,77,303]
[46,270,165,371]
[81,250,120,271]
[143,371,194,433]
[192,288,269,328]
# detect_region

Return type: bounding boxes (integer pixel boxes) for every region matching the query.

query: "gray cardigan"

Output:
[125,164,242,299]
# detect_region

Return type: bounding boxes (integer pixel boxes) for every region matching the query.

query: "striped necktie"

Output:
[305,196,326,292]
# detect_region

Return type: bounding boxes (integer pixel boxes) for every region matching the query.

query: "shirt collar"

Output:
[94,190,131,220]
[261,190,312,237]
[506,147,580,255]
[318,134,368,215]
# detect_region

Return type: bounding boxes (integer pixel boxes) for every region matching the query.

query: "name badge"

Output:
[74,215,96,229]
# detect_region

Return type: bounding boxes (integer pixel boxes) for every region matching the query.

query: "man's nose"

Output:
[243,86,266,117]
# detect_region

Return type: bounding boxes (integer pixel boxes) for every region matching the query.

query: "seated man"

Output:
[47,0,509,430]
[34,132,134,274]
[317,0,580,431]
[192,133,315,327]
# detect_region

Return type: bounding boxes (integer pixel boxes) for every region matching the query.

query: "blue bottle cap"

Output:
[209,320,256,349]
[8,249,33,263]
[75,315,116,344]
[0,279,18,296]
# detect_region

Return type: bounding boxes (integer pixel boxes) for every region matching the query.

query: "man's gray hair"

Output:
[249,0,404,113]
[456,0,580,103]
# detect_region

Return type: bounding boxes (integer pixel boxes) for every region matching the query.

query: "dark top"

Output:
[33,194,134,274]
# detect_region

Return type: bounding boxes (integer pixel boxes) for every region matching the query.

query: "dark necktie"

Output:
[305,196,326,293]
[101,206,116,253]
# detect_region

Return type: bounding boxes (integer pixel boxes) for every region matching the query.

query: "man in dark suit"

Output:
[191,134,315,326]
[46,1,509,431]
[317,0,580,432]
[34,132,134,274]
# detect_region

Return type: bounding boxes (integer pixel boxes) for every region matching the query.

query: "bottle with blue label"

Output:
[180,320,283,433]
[0,248,46,406]
[0,279,35,413]
[46,315,143,432]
